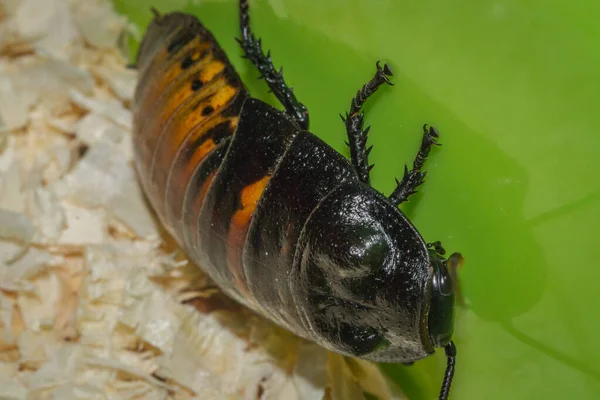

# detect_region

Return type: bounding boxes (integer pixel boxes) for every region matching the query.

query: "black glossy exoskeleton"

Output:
[132,1,462,399]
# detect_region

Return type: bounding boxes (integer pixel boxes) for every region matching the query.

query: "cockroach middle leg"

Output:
[341,61,393,185]
[237,0,309,130]
[389,124,440,205]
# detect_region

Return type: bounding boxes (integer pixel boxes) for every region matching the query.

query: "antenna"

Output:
[439,341,456,400]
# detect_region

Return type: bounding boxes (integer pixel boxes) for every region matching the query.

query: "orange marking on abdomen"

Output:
[148,84,239,218]
[135,51,214,124]
[185,169,219,257]
[200,61,225,83]
[151,81,235,175]
[136,59,224,168]
[227,175,271,298]
[134,56,218,176]
[196,139,217,162]
[135,36,209,110]
[133,14,249,278]
[175,117,239,185]
[163,116,239,239]
[164,136,217,234]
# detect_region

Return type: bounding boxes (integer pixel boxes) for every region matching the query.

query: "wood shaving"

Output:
[0,0,406,399]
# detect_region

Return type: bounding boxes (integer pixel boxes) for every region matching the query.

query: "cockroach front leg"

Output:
[341,62,393,185]
[237,0,309,130]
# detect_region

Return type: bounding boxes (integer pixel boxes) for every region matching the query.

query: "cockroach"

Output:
[132,1,462,398]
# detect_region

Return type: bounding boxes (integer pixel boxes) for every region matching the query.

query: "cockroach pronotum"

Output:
[132,1,463,398]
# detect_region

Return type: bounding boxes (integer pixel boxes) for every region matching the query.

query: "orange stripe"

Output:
[195,139,217,164]
[164,136,217,231]
[164,116,239,225]
[134,50,216,175]
[227,175,271,299]
[146,84,225,177]
[175,117,239,188]
[199,61,225,83]
[135,36,208,111]
[163,118,240,241]
[149,79,234,172]
[138,62,225,170]
[148,84,239,218]
[139,79,224,196]
[135,50,215,123]
[187,170,218,256]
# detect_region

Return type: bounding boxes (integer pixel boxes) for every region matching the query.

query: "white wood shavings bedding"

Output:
[0,0,406,399]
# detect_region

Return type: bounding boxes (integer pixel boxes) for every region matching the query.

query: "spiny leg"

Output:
[341,61,394,185]
[389,124,440,205]
[237,0,309,129]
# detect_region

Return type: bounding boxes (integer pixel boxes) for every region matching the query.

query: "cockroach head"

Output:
[427,248,461,348]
